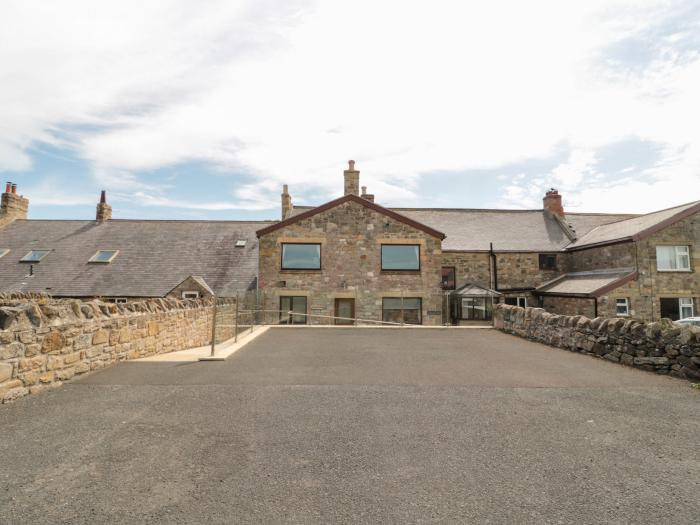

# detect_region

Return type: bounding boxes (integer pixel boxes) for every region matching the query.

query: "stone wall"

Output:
[258,199,444,325]
[494,304,700,381]
[0,296,218,403]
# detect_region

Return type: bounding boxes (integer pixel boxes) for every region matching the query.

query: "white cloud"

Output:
[0,0,699,213]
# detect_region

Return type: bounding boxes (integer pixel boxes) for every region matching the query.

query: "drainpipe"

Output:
[593,297,598,318]
[489,242,498,291]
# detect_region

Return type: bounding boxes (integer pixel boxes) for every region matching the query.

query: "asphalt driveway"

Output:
[1,327,698,524]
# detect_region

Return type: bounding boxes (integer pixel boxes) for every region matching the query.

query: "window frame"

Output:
[181,291,200,299]
[0,249,9,259]
[505,297,527,308]
[380,244,421,272]
[538,253,558,271]
[280,243,322,271]
[679,297,694,319]
[20,249,51,263]
[110,298,128,304]
[441,266,456,290]
[381,297,423,325]
[88,249,119,264]
[615,298,630,317]
[656,245,691,272]
[235,239,247,248]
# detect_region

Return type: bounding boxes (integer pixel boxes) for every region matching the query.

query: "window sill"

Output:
[381,270,421,275]
[656,269,692,273]
[280,269,322,273]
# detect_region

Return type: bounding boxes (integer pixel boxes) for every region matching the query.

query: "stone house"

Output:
[0,164,697,324]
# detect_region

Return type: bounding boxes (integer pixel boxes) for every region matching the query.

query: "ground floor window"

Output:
[615,298,630,316]
[660,297,694,320]
[280,296,308,324]
[382,297,422,325]
[461,297,493,321]
[505,297,527,308]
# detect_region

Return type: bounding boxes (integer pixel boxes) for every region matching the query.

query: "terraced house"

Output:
[0,164,697,325]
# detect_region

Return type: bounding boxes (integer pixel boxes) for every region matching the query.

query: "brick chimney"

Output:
[344,160,360,196]
[96,190,112,222]
[543,188,564,217]
[0,182,29,225]
[281,184,292,220]
[360,185,375,203]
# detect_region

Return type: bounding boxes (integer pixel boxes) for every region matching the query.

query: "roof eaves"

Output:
[256,194,446,239]
[591,270,638,297]
[631,201,700,242]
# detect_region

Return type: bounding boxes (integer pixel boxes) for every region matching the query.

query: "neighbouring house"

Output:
[0,164,697,324]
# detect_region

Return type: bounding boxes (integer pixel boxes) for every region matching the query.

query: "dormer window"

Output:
[89,250,119,263]
[20,250,50,262]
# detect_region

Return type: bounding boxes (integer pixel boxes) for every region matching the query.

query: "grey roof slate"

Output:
[0,220,271,297]
[536,268,636,295]
[568,201,700,249]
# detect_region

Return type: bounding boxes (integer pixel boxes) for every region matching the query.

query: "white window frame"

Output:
[0,249,9,259]
[615,298,630,317]
[656,245,691,271]
[235,239,247,248]
[679,298,694,319]
[88,249,119,263]
[182,291,200,299]
[111,298,127,304]
[516,297,527,308]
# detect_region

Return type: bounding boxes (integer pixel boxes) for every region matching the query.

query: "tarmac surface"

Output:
[1,327,699,524]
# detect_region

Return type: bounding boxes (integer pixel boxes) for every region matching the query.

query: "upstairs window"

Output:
[20,250,50,263]
[656,246,690,271]
[615,298,630,317]
[538,254,557,270]
[441,266,456,290]
[281,243,321,270]
[381,245,420,271]
[89,250,119,263]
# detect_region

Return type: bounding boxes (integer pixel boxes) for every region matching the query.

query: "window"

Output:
[235,240,247,248]
[539,254,557,270]
[0,249,9,258]
[20,250,50,263]
[89,250,118,263]
[680,298,694,319]
[381,245,420,271]
[660,297,694,321]
[182,291,200,299]
[461,297,493,321]
[615,298,630,317]
[505,297,527,308]
[280,296,308,324]
[441,267,456,290]
[110,298,127,304]
[656,245,691,271]
[382,297,422,324]
[281,243,321,270]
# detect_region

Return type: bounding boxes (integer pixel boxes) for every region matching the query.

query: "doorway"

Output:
[334,298,355,325]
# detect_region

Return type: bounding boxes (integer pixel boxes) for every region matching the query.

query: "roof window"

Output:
[89,250,119,263]
[235,240,247,247]
[20,250,50,262]
[0,249,9,259]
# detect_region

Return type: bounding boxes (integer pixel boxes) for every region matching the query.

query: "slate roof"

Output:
[567,201,700,250]
[535,268,637,297]
[0,220,271,298]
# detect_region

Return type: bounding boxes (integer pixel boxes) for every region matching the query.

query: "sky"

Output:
[1,0,699,220]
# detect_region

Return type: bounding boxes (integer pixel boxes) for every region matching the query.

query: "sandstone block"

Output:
[63,352,81,365]
[0,341,25,360]
[42,331,65,353]
[0,362,13,383]
[3,385,29,402]
[55,368,75,381]
[92,329,109,345]
[73,333,93,350]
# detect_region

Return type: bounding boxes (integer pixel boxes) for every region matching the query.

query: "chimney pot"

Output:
[11,184,17,194]
[100,190,107,204]
[5,182,11,193]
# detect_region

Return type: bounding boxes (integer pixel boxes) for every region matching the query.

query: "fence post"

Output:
[401,290,405,327]
[210,296,218,357]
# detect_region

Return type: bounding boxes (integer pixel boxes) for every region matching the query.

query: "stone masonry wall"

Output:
[258,200,444,325]
[0,296,218,403]
[494,304,700,382]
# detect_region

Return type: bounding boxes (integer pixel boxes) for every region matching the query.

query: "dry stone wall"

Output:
[0,297,217,403]
[494,304,700,382]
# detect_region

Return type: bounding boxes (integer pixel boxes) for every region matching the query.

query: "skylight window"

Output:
[235,239,247,247]
[20,250,50,263]
[89,250,119,263]
[0,249,9,259]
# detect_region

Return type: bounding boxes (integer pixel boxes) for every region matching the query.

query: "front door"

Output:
[334,298,355,325]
